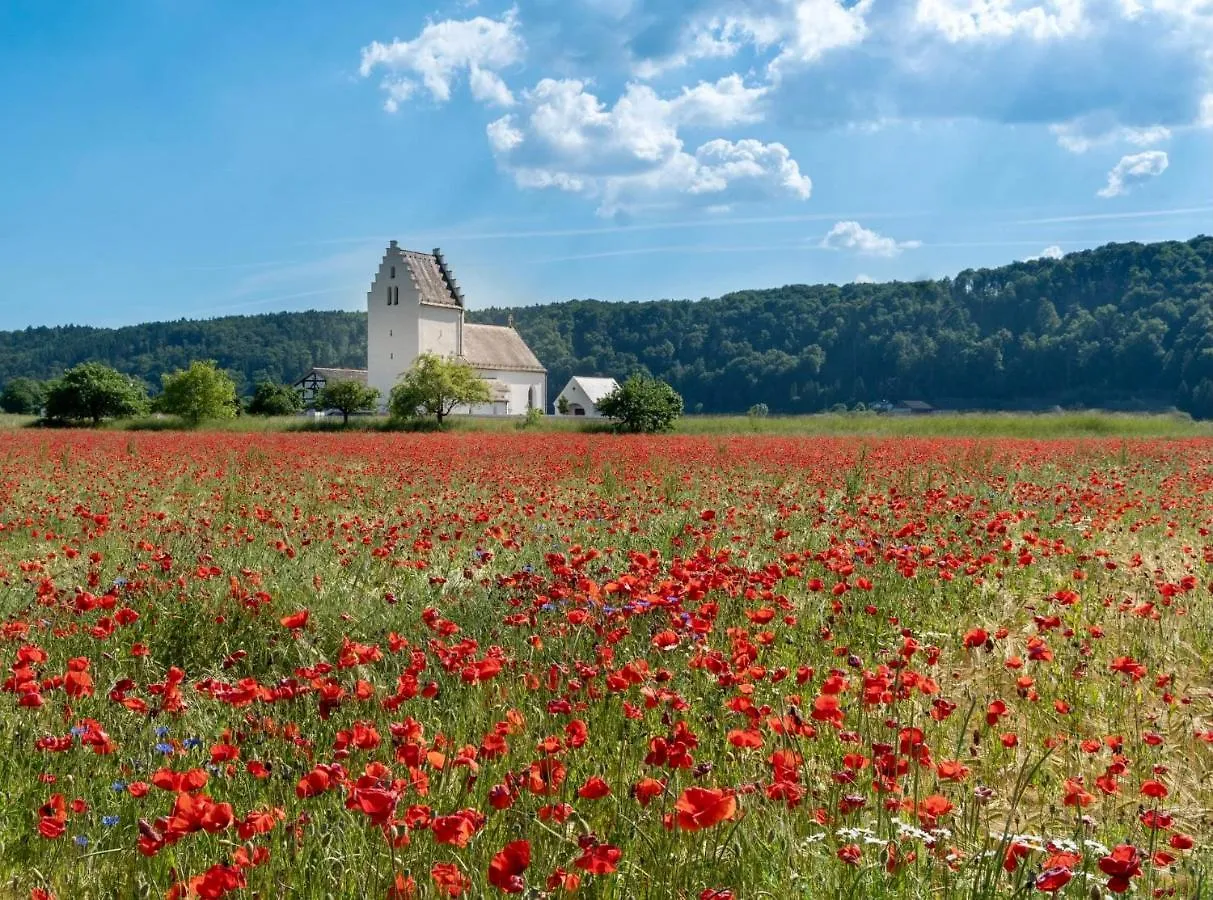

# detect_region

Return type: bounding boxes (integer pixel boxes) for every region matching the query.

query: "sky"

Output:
[0,0,1211,330]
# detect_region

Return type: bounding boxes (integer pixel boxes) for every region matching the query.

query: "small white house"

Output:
[552,376,619,417]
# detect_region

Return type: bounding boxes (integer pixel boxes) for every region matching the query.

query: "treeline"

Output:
[2,236,1212,415]
[0,311,366,398]
[475,236,1213,416]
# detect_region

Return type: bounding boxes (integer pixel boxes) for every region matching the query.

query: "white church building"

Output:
[356,241,545,415]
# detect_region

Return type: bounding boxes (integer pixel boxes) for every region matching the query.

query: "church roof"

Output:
[462,323,546,373]
[568,376,619,404]
[398,247,462,309]
[295,367,368,385]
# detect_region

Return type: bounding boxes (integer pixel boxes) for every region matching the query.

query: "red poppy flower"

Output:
[1140,779,1168,799]
[488,840,531,894]
[279,610,309,629]
[962,628,988,648]
[633,777,666,807]
[837,844,861,865]
[431,862,471,897]
[575,843,622,875]
[577,776,611,800]
[1034,867,1073,892]
[674,787,737,831]
[1098,844,1143,894]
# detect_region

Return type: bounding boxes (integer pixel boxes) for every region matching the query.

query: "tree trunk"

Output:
[342,410,349,426]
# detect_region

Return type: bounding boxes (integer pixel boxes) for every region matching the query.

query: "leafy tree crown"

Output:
[597,374,683,433]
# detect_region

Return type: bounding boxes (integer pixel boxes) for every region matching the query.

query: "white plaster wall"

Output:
[367,247,421,400]
[418,307,461,359]
[553,380,606,417]
[461,368,546,416]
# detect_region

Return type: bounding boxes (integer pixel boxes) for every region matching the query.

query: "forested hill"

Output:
[2,235,1212,415]
[477,235,1213,415]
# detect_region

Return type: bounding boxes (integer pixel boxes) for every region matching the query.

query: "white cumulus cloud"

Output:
[1096,149,1169,197]
[634,0,873,79]
[821,221,922,257]
[914,0,1086,42]
[1049,116,1171,153]
[487,77,807,214]
[359,9,524,110]
[1200,93,1213,127]
[1024,244,1065,260]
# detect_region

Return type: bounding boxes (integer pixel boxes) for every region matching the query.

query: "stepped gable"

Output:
[399,248,461,309]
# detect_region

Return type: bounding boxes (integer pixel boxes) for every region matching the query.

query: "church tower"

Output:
[366,241,465,400]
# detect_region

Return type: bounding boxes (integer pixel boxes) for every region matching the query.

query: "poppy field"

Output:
[1,431,1211,899]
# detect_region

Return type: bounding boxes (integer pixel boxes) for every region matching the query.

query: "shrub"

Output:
[44,363,149,425]
[597,375,683,434]
[247,382,303,416]
[0,377,45,415]
[159,360,239,425]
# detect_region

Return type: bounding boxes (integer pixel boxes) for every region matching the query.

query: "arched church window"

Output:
[390,266,396,279]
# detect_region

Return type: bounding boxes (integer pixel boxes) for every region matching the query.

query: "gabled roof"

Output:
[567,376,619,404]
[483,379,511,403]
[295,367,368,386]
[397,247,461,309]
[462,323,546,373]
[896,400,934,411]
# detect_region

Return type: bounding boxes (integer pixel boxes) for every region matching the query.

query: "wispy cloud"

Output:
[1010,206,1213,225]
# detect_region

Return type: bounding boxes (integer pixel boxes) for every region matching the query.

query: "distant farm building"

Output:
[293,367,368,408]
[553,377,620,417]
[891,400,936,416]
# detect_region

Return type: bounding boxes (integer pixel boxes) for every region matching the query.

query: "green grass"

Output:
[7,408,1210,437]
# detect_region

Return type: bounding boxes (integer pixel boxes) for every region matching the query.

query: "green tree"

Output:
[316,379,380,425]
[0,377,45,414]
[159,360,239,424]
[597,374,683,433]
[44,363,149,425]
[389,353,492,426]
[247,381,303,416]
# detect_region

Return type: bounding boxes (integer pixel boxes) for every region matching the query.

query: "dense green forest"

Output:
[3,236,1213,415]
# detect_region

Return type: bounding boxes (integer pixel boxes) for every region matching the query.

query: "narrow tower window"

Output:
[390,266,396,279]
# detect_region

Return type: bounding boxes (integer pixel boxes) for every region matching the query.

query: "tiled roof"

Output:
[462,323,546,373]
[295,368,368,386]
[401,250,461,309]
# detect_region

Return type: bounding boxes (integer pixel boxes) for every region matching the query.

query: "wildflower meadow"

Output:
[0,431,1210,899]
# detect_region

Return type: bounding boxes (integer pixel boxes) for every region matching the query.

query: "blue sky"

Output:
[1,0,1211,330]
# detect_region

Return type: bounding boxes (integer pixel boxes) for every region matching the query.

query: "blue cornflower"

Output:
[113,577,128,587]
[154,726,170,738]
[102,816,119,827]
[70,726,86,737]
[74,836,89,847]
[155,742,174,755]
[183,737,202,749]
[523,564,534,573]
[111,782,127,793]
